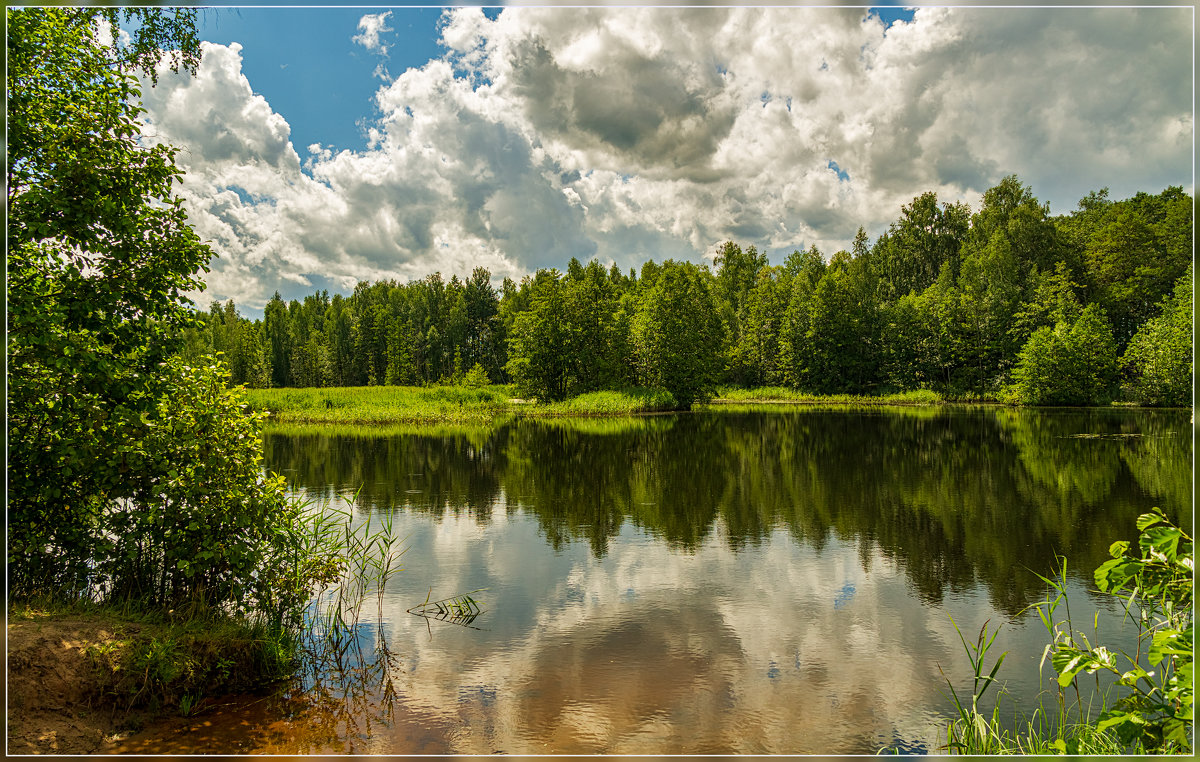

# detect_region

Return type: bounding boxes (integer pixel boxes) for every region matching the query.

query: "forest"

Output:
[180,178,1192,408]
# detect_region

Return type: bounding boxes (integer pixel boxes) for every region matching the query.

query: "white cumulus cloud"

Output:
[353,11,394,55]
[141,7,1192,314]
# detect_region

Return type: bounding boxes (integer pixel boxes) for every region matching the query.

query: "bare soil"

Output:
[5,613,196,755]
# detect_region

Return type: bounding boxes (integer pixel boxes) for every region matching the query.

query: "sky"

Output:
[133,5,1194,318]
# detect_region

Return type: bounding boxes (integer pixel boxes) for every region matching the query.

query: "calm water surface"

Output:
[113,405,1191,755]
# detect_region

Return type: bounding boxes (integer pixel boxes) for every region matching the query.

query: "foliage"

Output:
[942,619,1009,754]
[7,7,214,597]
[804,251,882,393]
[505,270,573,400]
[530,387,678,415]
[174,176,1186,408]
[1008,304,1120,406]
[873,190,971,301]
[6,9,375,664]
[97,360,316,613]
[944,508,1193,754]
[461,362,492,389]
[1043,508,1193,753]
[712,387,942,405]
[631,260,724,406]
[245,384,511,425]
[1120,265,1193,407]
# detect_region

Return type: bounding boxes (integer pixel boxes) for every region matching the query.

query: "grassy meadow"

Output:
[243,384,946,427]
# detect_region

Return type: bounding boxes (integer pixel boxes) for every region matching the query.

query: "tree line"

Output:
[182,178,1192,408]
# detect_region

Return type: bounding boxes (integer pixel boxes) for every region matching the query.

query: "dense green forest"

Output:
[181,179,1193,407]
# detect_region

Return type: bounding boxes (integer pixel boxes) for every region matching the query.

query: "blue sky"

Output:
[195,7,446,154]
[134,6,1191,315]
[196,6,917,159]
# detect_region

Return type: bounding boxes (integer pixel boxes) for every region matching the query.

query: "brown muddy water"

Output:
[110,406,1192,754]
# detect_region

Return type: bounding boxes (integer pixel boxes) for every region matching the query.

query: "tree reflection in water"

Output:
[265,406,1190,619]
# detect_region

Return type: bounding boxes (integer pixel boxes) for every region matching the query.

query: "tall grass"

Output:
[529,387,679,415]
[247,384,681,425]
[713,387,943,406]
[264,419,507,441]
[245,385,511,425]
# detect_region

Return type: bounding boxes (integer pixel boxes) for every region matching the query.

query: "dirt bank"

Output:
[7,613,136,753]
[7,610,283,755]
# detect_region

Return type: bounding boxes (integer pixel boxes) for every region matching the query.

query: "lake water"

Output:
[112,405,1191,754]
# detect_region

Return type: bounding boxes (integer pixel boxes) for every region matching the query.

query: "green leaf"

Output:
[1136,509,1168,532]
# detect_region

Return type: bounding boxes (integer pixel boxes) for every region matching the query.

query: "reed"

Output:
[937,508,1192,755]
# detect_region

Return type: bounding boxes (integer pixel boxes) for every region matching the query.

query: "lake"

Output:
[113,405,1191,754]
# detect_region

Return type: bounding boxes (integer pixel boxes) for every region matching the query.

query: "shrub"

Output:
[29,359,330,628]
[1046,507,1193,752]
[1008,304,1119,405]
[944,508,1193,754]
[1121,265,1193,407]
[461,362,492,389]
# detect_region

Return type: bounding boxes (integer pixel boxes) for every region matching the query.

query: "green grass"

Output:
[712,386,944,406]
[244,384,512,425]
[245,384,680,426]
[264,419,508,442]
[527,387,679,416]
[244,383,946,428]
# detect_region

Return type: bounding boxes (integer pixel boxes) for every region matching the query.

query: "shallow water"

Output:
[113,405,1191,754]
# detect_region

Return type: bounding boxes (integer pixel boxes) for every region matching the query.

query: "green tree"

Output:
[7,7,212,593]
[779,246,825,389]
[1009,304,1119,406]
[969,175,1064,276]
[1010,260,1083,345]
[464,266,503,379]
[736,267,792,386]
[958,230,1024,393]
[1121,265,1193,407]
[562,260,622,392]
[631,261,724,406]
[263,292,292,387]
[714,241,769,383]
[1055,187,1191,352]
[805,247,881,393]
[6,9,341,625]
[874,191,971,301]
[506,270,573,400]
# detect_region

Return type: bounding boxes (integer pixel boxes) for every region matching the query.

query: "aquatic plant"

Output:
[941,508,1193,754]
[408,590,485,628]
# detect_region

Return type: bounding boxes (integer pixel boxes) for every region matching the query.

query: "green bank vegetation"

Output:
[244,384,680,424]
[712,386,943,406]
[244,384,512,425]
[244,383,943,428]
[943,508,1192,754]
[6,6,400,718]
